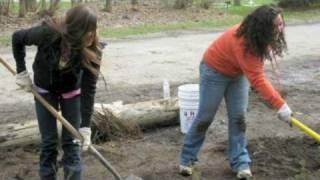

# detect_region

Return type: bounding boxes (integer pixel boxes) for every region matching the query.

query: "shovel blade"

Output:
[124,174,143,180]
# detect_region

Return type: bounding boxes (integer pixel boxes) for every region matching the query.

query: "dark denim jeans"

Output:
[180,61,251,172]
[35,93,81,180]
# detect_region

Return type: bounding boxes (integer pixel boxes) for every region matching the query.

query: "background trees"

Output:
[1,0,220,17]
[1,0,319,18]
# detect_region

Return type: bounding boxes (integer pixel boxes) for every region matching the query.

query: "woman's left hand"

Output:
[277,103,292,124]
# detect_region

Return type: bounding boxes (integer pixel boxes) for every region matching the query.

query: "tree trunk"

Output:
[41,0,47,10]
[71,0,82,6]
[104,0,112,12]
[200,0,210,9]
[50,0,54,7]
[26,0,37,12]
[49,0,60,12]
[233,0,241,6]
[0,121,40,147]
[131,0,138,5]
[71,0,76,6]
[0,0,11,16]
[174,0,192,9]
[94,98,179,129]
[131,0,138,11]
[19,0,26,17]
[0,98,179,148]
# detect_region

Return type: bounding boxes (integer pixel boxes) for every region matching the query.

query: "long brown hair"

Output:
[236,5,287,61]
[44,5,101,76]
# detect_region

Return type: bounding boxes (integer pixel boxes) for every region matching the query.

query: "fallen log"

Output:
[94,98,179,128]
[0,121,40,147]
[0,120,63,148]
[92,98,179,140]
[0,98,179,148]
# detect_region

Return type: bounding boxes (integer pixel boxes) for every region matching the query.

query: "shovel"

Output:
[290,117,320,142]
[0,56,142,180]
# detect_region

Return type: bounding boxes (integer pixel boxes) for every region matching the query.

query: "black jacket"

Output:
[12,24,101,127]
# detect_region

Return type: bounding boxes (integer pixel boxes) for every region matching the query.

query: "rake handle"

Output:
[0,56,16,75]
[0,56,123,180]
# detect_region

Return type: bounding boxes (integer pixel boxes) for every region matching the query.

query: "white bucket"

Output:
[178,84,199,134]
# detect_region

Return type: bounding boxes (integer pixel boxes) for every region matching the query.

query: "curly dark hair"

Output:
[236,5,287,61]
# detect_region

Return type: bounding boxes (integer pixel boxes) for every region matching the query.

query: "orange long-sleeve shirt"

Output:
[203,24,284,110]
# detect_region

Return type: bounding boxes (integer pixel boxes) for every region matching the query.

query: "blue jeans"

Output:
[35,93,82,180]
[180,61,251,172]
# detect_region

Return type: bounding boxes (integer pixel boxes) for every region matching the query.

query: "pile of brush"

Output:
[91,98,179,142]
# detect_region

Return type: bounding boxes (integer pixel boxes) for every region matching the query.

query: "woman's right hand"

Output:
[16,70,32,91]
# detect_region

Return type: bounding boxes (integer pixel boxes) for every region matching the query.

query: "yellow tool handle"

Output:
[291,117,320,142]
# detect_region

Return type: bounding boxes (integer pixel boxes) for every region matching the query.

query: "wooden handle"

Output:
[0,56,16,75]
[31,88,83,140]
[0,56,123,180]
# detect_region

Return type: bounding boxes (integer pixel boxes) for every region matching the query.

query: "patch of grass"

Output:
[100,16,242,38]
[284,8,320,21]
[58,1,72,10]
[99,1,320,39]
[215,0,276,16]
[0,34,11,47]
[100,6,320,38]
[9,2,19,13]
[225,5,255,16]
[225,4,320,23]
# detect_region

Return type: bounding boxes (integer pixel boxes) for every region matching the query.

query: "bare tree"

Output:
[233,0,241,6]
[200,0,211,9]
[131,0,138,5]
[131,0,138,10]
[26,0,37,12]
[71,0,83,6]
[161,0,170,7]
[104,0,112,12]
[174,0,192,9]
[19,0,26,17]
[49,0,60,11]
[37,0,60,18]
[0,0,11,16]
[40,0,47,10]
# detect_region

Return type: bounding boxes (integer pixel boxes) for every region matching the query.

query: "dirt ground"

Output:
[1,2,320,179]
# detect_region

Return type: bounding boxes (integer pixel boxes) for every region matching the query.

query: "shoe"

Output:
[179,164,193,176]
[237,167,252,179]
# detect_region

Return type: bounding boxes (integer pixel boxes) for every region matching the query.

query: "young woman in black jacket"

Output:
[12,5,102,180]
